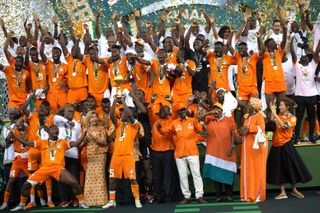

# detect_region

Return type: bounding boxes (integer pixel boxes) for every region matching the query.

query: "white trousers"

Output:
[175,156,204,199]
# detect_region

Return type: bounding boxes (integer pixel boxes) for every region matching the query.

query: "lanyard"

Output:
[215,56,225,77]
[14,68,23,87]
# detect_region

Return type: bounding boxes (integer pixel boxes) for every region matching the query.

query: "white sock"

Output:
[40,199,46,206]
[30,194,35,203]
[47,196,52,202]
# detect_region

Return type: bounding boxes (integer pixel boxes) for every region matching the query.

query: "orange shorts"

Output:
[10,157,29,178]
[109,155,136,179]
[67,87,88,104]
[28,148,41,172]
[47,92,67,112]
[8,100,24,110]
[265,81,286,94]
[27,166,63,185]
[238,87,258,101]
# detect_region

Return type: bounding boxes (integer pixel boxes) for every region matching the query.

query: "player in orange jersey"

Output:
[0,56,30,110]
[103,96,143,209]
[60,33,88,104]
[0,120,29,210]
[8,125,89,211]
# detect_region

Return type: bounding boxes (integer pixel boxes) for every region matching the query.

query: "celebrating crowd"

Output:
[0,0,318,210]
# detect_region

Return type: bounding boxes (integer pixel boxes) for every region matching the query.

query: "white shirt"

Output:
[269,32,283,47]
[0,123,15,165]
[54,115,81,159]
[294,60,318,97]
[282,55,295,95]
[241,28,259,53]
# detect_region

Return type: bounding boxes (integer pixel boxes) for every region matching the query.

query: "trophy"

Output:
[114,75,124,98]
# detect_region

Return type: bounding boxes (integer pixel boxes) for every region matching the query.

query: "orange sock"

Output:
[45,179,52,201]
[131,184,140,201]
[3,191,11,204]
[76,194,84,203]
[20,195,28,206]
[109,191,116,201]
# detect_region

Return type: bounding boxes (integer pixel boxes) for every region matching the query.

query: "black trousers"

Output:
[213,181,233,197]
[151,150,174,202]
[294,96,317,140]
[59,157,80,201]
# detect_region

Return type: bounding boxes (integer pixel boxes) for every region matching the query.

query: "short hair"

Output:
[264,38,274,46]
[40,100,51,108]
[101,98,110,104]
[273,19,281,25]
[30,47,38,52]
[214,41,224,47]
[111,44,121,50]
[52,47,62,53]
[238,42,248,47]
[14,56,24,61]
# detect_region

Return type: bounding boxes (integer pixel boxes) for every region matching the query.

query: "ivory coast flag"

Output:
[202,117,237,185]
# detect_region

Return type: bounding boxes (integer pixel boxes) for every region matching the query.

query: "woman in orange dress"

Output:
[240,97,268,202]
[83,111,108,206]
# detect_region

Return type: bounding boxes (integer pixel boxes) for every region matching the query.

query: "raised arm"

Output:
[130,91,147,114]
[40,37,48,63]
[146,22,157,53]
[95,10,102,39]
[305,9,313,31]
[53,16,59,39]
[200,8,212,33]
[313,39,320,63]
[184,25,193,49]
[134,9,142,39]
[21,92,35,117]
[297,0,307,32]
[67,20,76,44]
[24,19,34,42]
[59,29,69,57]
[211,16,219,40]
[227,30,235,55]
[3,33,12,61]
[110,97,118,125]
[0,17,8,38]
[257,32,266,56]
[235,17,248,41]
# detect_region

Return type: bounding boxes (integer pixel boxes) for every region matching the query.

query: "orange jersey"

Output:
[3,66,29,103]
[84,56,109,94]
[207,52,235,91]
[66,54,87,89]
[172,60,195,97]
[234,52,259,90]
[28,61,47,90]
[131,62,149,92]
[151,117,174,152]
[165,48,179,64]
[162,117,203,158]
[151,59,171,98]
[272,114,297,147]
[34,139,70,168]
[26,113,55,141]
[13,129,29,154]
[46,61,68,94]
[108,56,131,90]
[262,48,285,82]
[113,120,140,156]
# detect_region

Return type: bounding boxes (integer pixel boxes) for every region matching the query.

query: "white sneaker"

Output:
[10,205,26,211]
[135,200,142,208]
[102,201,116,208]
[79,202,89,209]
[0,203,8,210]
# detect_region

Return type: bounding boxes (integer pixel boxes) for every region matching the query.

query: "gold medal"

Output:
[273,66,278,70]
[72,72,76,77]
[53,78,57,82]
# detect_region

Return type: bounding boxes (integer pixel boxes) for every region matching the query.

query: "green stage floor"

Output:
[8,191,317,213]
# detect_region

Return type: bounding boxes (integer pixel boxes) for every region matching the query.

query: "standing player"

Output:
[103,96,143,208]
